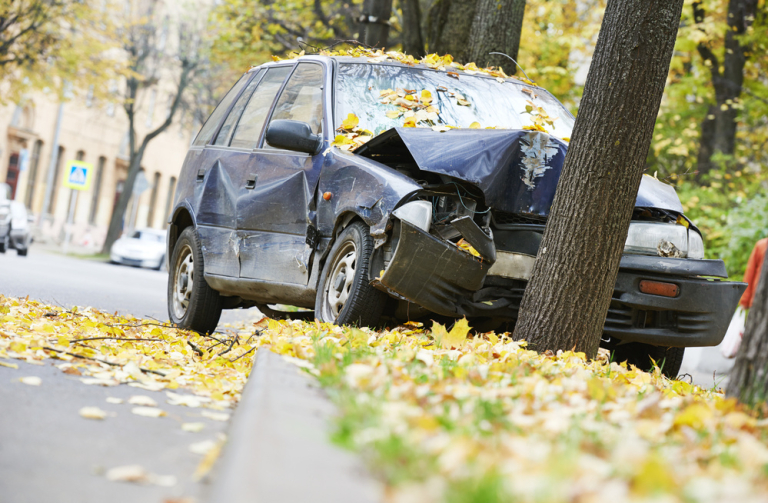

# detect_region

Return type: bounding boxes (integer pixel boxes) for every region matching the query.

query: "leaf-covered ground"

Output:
[2,295,768,502]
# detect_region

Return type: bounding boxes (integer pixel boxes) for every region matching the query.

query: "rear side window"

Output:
[230,66,292,150]
[192,73,250,147]
[268,63,324,135]
[214,69,264,146]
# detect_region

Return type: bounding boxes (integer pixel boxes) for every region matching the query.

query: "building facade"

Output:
[0,89,198,250]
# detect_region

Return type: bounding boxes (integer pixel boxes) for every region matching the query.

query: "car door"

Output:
[236,62,326,285]
[190,71,256,277]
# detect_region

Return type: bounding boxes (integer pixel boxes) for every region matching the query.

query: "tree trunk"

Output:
[727,252,768,407]
[694,0,759,178]
[400,0,426,57]
[360,0,394,48]
[466,0,526,72]
[513,0,685,358]
[426,0,477,61]
[696,105,717,180]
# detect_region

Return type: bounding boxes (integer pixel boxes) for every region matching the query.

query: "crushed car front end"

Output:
[354,127,744,349]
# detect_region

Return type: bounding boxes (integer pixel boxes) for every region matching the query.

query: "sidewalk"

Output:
[207,348,382,503]
[679,343,735,390]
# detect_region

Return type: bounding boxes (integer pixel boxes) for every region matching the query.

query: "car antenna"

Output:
[488,52,533,82]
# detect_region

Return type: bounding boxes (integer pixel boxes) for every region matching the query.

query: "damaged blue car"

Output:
[166,55,745,376]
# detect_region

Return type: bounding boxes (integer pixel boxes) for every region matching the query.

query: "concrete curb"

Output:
[207,348,382,503]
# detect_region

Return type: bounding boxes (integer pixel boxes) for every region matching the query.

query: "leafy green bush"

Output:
[675,169,768,279]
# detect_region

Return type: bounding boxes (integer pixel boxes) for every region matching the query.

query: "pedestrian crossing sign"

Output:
[63,160,93,191]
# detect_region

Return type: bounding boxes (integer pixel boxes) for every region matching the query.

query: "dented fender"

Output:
[316,149,421,240]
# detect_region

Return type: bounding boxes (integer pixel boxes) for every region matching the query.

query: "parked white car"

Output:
[110,228,167,270]
[0,184,32,256]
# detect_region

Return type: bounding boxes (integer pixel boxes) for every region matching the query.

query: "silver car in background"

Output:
[0,185,32,256]
[110,228,167,270]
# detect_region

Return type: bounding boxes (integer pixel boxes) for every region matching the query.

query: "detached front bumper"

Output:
[377,221,745,348]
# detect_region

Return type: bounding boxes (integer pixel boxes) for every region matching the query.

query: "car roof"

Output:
[250,55,537,88]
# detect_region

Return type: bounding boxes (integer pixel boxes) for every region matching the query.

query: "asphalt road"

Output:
[0,248,262,503]
[0,247,261,324]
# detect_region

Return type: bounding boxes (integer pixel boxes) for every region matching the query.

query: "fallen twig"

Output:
[187,340,204,356]
[230,346,257,362]
[42,347,167,376]
[69,337,163,343]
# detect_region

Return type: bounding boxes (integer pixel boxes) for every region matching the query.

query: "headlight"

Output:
[688,230,705,259]
[624,222,703,259]
[393,201,432,232]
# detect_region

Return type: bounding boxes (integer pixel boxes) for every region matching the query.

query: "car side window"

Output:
[229,66,293,150]
[268,63,324,137]
[192,73,250,147]
[213,69,264,147]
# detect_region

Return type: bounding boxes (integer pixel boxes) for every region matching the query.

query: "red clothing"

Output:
[740,238,768,309]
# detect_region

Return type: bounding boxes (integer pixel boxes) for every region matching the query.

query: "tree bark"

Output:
[426,0,477,61]
[466,0,526,72]
[694,0,759,179]
[359,0,394,48]
[727,252,768,407]
[400,0,426,57]
[513,0,685,358]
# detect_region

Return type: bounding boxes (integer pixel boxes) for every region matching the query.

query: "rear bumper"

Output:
[378,221,745,348]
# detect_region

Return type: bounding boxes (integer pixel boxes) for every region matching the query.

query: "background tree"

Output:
[0,0,121,103]
[210,0,363,67]
[359,0,394,48]
[398,0,426,57]
[101,4,209,254]
[426,0,526,72]
[727,253,768,407]
[513,0,685,357]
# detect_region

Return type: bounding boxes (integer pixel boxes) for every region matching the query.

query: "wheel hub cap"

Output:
[324,243,357,320]
[172,245,194,319]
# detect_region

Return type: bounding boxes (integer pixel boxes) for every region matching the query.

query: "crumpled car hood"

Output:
[357,127,683,215]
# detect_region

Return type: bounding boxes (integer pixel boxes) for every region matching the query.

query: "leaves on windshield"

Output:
[333,113,373,151]
[522,100,558,133]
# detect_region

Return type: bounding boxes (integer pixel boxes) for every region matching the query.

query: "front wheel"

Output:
[611,343,685,379]
[315,221,387,327]
[167,227,222,334]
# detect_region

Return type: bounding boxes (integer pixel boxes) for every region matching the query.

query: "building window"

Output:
[89,156,106,224]
[25,140,43,208]
[164,176,177,224]
[46,146,65,214]
[75,150,85,162]
[146,171,161,228]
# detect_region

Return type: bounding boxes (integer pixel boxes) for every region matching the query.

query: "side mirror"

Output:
[265,120,322,155]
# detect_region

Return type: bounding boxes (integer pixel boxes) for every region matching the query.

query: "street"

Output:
[0,247,260,324]
[0,248,261,503]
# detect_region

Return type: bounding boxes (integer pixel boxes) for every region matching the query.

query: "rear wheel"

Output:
[315,222,387,327]
[167,227,222,334]
[17,248,27,257]
[611,343,685,379]
[0,235,7,253]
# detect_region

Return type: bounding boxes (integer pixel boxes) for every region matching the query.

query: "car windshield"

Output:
[131,231,164,243]
[335,63,574,138]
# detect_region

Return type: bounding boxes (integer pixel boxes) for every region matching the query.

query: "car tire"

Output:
[17,248,27,257]
[0,236,6,253]
[167,227,222,334]
[611,343,685,379]
[315,221,387,327]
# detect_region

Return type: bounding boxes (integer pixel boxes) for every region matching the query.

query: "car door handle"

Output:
[196,169,205,182]
[245,174,257,189]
